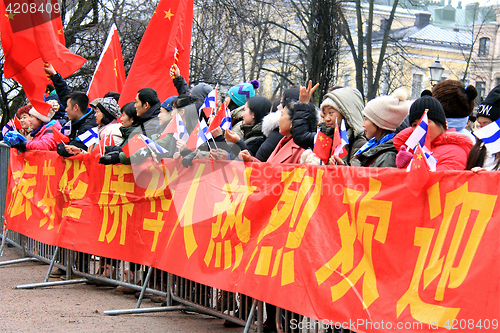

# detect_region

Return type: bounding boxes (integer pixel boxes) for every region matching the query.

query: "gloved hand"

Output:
[12,140,27,152]
[3,131,26,147]
[396,145,413,168]
[99,151,121,165]
[105,145,122,153]
[182,150,196,168]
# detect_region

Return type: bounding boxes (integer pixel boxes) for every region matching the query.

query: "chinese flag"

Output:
[0,0,86,117]
[207,103,226,132]
[13,116,22,130]
[158,118,177,140]
[331,119,341,157]
[118,0,194,106]
[87,24,126,102]
[52,127,70,144]
[122,134,148,158]
[405,145,430,196]
[313,131,333,164]
[185,122,200,151]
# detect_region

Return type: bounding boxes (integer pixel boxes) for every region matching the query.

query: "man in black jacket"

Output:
[57,92,98,157]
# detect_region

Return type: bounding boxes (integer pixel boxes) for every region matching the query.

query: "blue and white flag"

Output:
[198,119,210,147]
[140,134,168,154]
[474,117,500,154]
[199,88,217,117]
[173,114,189,142]
[405,111,428,151]
[334,119,349,156]
[220,104,232,130]
[76,127,99,148]
[61,121,72,136]
[2,119,15,136]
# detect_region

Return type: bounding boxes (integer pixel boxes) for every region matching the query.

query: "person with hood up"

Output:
[466,84,500,171]
[432,80,477,143]
[394,90,473,171]
[353,88,410,167]
[292,81,367,166]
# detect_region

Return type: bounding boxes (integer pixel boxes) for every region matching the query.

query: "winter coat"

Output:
[255,111,283,162]
[26,122,62,151]
[99,121,123,146]
[50,73,72,110]
[292,102,366,166]
[356,138,397,167]
[57,109,98,157]
[118,103,162,164]
[261,136,304,164]
[173,76,190,96]
[231,121,265,157]
[394,127,473,171]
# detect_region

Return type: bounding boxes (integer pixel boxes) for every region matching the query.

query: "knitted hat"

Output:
[161,96,177,111]
[191,83,213,101]
[29,107,55,123]
[90,98,102,108]
[477,84,500,122]
[409,90,447,128]
[362,88,410,131]
[97,97,121,119]
[228,80,260,107]
[44,94,61,104]
[432,80,478,118]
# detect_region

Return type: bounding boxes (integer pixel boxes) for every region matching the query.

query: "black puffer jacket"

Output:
[57,109,98,157]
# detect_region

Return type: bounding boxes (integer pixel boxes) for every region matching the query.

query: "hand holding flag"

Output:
[313,130,333,164]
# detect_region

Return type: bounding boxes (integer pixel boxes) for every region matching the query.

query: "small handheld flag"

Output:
[313,130,333,164]
[473,117,500,154]
[75,127,99,148]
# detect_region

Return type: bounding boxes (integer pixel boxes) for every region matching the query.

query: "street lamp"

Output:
[429,56,445,86]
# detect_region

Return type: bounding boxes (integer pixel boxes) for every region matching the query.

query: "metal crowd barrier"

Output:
[0,144,329,332]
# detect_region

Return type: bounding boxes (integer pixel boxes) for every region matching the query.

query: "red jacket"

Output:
[254,136,305,164]
[394,127,473,171]
[26,122,62,151]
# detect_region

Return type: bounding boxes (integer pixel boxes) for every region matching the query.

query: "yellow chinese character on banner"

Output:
[58,159,89,221]
[245,168,324,286]
[204,166,256,271]
[98,165,135,245]
[7,160,38,219]
[38,160,56,230]
[315,178,391,309]
[142,164,178,252]
[397,182,497,327]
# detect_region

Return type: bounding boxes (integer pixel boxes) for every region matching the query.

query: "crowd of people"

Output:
[4,62,498,174]
[2,62,499,332]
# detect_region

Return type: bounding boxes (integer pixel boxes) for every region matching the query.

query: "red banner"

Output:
[5,150,499,333]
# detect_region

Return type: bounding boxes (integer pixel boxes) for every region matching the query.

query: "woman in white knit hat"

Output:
[352,88,410,167]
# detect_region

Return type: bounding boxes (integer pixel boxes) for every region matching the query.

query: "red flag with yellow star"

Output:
[118,0,194,106]
[0,0,85,117]
[405,145,430,196]
[87,24,126,102]
[313,131,333,164]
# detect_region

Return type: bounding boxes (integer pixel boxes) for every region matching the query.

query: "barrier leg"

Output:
[135,266,153,309]
[0,257,38,266]
[16,279,87,289]
[0,226,8,256]
[243,299,258,333]
[44,246,60,283]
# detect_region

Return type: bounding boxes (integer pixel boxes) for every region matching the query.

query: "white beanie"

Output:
[29,107,55,123]
[362,88,410,131]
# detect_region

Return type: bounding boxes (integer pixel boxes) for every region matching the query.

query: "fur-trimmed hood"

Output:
[262,111,281,137]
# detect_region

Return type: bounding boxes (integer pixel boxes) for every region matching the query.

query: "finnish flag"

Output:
[140,134,168,154]
[76,127,99,147]
[61,121,72,136]
[474,118,500,154]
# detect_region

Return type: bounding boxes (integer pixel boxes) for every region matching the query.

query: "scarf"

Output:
[355,132,394,157]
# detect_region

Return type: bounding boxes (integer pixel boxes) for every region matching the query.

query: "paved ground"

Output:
[0,246,244,332]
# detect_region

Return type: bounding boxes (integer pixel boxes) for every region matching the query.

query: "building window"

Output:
[343,72,351,87]
[478,37,490,57]
[476,81,486,103]
[411,74,423,99]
